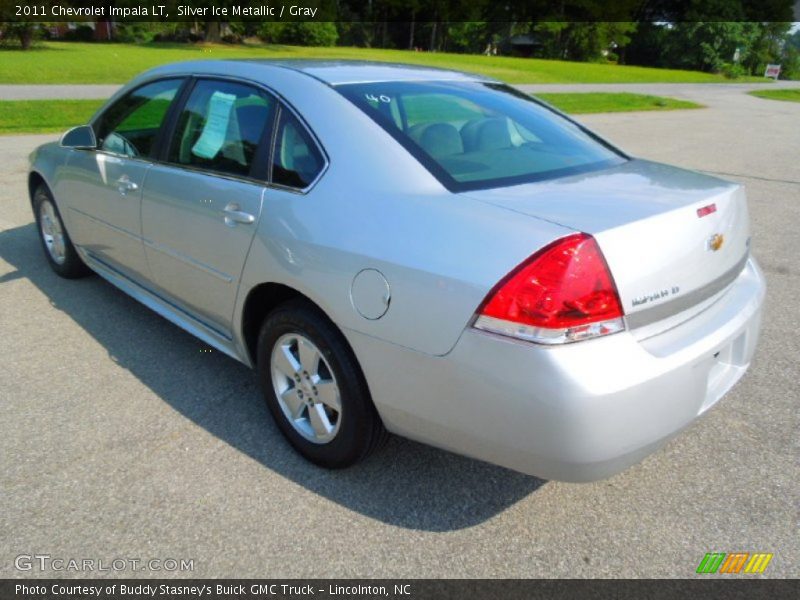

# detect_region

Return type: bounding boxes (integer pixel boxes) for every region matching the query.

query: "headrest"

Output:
[410,122,464,158]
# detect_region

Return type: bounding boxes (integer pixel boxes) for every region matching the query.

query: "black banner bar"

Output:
[1,0,799,23]
[1,580,799,600]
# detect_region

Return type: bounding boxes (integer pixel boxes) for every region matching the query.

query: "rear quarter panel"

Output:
[235,72,572,356]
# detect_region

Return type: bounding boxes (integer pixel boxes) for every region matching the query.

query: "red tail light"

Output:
[474,233,625,344]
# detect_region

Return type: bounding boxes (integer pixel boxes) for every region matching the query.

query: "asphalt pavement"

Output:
[0,84,798,578]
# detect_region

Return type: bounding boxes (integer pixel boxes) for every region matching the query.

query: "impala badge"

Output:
[708,233,725,252]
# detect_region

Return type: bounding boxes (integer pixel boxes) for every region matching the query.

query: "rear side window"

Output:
[96,79,183,158]
[271,109,324,189]
[168,80,275,178]
[337,81,625,192]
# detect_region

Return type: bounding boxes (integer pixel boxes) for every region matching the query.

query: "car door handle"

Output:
[115,176,138,195]
[223,203,255,226]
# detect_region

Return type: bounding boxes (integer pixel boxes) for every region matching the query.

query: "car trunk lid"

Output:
[465,159,750,336]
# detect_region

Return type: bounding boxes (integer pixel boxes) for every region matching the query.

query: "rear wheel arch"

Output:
[242,283,301,364]
[241,282,351,367]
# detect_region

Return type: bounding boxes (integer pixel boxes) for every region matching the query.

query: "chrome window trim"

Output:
[142,160,268,187]
[82,148,156,166]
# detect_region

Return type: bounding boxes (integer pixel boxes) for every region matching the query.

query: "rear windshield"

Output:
[337,81,626,192]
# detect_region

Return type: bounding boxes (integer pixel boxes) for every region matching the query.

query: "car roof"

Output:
[142,59,497,86]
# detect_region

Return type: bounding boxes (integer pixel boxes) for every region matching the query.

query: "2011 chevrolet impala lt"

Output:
[27,60,765,481]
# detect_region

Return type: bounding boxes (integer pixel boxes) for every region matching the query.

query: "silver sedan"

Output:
[27,60,765,481]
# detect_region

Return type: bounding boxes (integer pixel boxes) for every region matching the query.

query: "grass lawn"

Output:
[747,89,800,103]
[0,41,770,85]
[0,100,104,134]
[0,93,703,135]
[535,92,703,113]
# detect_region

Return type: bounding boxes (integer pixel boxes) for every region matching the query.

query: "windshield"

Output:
[337,81,626,192]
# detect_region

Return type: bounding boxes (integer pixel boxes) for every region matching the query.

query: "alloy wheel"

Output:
[270,333,342,444]
[38,198,66,265]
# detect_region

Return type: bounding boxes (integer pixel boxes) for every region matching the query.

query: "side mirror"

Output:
[60,125,97,150]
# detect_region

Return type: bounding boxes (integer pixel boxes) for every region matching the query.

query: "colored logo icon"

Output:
[696,552,773,574]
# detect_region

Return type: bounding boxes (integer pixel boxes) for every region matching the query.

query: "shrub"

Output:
[256,23,286,44]
[221,32,243,44]
[115,24,156,44]
[153,28,201,43]
[63,25,94,42]
[720,62,746,79]
[257,21,338,47]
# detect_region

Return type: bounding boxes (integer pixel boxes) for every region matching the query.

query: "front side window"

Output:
[271,109,325,189]
[337,81,626,192]
[96,79,183,158]
[169,80,275,178]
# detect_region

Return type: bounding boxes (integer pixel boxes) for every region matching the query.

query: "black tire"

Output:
[33,184,91,279]
[257,299,388,468]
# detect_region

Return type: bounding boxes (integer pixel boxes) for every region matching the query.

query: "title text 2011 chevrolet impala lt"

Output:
[27,61,765,481]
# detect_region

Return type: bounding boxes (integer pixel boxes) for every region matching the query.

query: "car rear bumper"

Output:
[347,257,766,482]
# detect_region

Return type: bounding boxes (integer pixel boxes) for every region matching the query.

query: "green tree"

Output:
[741,22,792,75]
[534,22,636,62]
[1,22,38,49]
[257,22,338,47]
[777,28,800,79]
[0,1,40,50]
[665,22,753,72]
[624,23,672,67]
[788,29,800,51]
[281,22,338,46]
